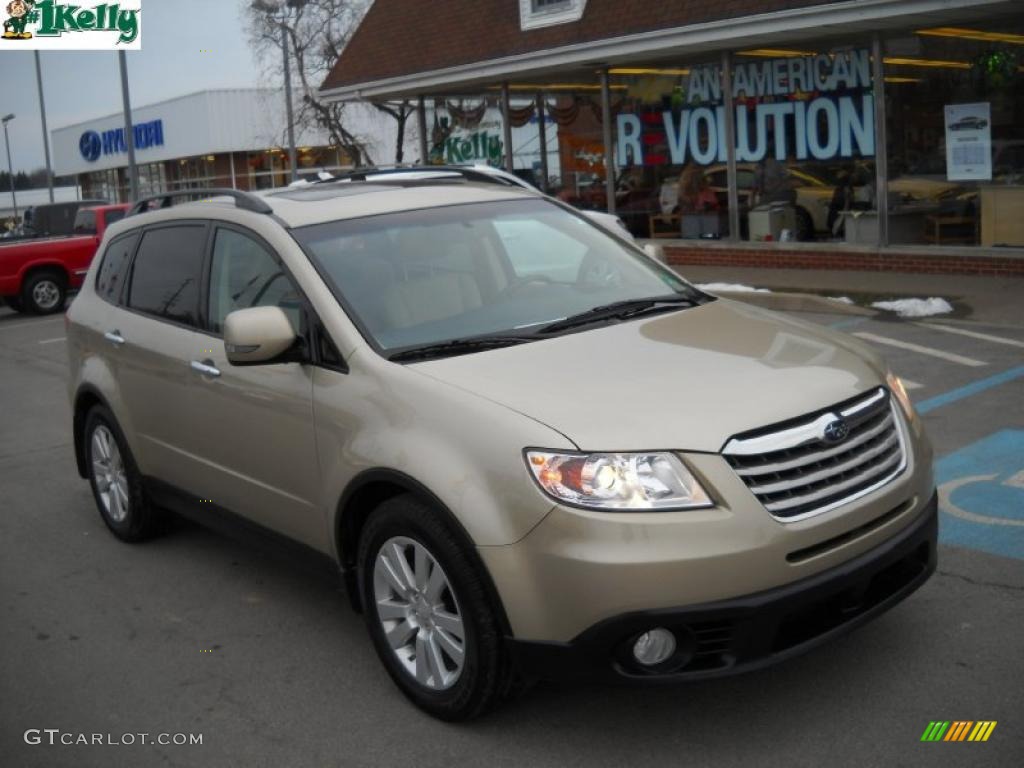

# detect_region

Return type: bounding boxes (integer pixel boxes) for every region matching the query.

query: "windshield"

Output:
[293,198,702,355]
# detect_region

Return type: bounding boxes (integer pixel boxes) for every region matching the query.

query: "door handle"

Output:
[190,359,221,378]
[103,330,125,346]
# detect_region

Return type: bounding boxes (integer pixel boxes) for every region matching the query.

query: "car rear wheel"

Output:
[84,405,165,541]
[21,270,66,315]
[358,494,516,721]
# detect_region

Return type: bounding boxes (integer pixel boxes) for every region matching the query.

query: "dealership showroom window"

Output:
[601,23,1023,245]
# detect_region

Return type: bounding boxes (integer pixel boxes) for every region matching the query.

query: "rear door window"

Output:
[127,225,207,327]
[74,210,97,235]
[95,233,139,305]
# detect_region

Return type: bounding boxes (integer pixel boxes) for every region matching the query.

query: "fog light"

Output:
[632,628,676,666]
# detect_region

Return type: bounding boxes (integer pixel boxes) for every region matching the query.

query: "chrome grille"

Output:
[722,388,906,521]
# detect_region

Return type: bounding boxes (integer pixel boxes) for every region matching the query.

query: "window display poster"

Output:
[944,102,992,181]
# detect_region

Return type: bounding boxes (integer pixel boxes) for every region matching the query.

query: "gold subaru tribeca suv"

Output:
[67,181,936,721]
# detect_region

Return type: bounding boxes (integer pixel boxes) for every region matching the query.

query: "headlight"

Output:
[886,372,915,419]
[525,450,712,511]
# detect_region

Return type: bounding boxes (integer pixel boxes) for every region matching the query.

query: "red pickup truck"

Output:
[1,204,131,315]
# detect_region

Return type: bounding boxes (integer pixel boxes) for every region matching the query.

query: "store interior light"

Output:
[608,67,691,76]
[916,27,1024,45]
[736,48,817,57]
[884,76,922,83]
[883,56,971,69]
[488,83,628,91]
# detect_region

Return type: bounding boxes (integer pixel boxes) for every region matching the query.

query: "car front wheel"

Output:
[358,494,516,721]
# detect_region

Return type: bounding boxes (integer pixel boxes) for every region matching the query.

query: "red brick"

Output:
[662,245,1024,276]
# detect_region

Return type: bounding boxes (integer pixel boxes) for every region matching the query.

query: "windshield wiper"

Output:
[388,335,537,363]
[537,294,701,335]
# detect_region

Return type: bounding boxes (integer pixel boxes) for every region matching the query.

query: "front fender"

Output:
[314,351,571,555]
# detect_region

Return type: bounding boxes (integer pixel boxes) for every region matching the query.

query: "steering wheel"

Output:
[504,274,556,294]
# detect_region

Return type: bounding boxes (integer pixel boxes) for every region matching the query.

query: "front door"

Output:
[180,224,323,549]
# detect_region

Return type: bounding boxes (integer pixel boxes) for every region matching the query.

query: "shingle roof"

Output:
[321,0,843,93]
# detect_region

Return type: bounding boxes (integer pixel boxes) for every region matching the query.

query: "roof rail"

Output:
[127,188,273,217]
[326,166,520,187]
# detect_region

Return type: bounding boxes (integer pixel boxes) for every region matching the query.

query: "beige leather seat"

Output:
[383,228,483,328]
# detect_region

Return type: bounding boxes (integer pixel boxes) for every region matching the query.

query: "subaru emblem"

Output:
[822,418,850,444]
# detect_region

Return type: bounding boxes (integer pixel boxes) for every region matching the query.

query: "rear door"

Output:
[116,223,209,487]
[178,224,322,548]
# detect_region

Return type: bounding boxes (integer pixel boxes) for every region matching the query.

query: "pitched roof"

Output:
[322,0,844,94]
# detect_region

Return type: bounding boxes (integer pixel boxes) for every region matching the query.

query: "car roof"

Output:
[126,181,538,230]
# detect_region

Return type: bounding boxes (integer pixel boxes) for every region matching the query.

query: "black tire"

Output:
[794,206,815,242]
[3,295,25,312]
[21,269,67,315]
[83,405,166,542]
[358,494,516,721]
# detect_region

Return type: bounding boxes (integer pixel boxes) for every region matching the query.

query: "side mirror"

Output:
[223,306,298,365]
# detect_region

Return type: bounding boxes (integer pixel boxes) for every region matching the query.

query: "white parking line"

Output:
[853,332,988,367]
[901,378,923,390]
[917,322,1024,350]
[38,337,66,345]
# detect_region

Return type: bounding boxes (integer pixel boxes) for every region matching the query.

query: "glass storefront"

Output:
[884,22,1024,247]
[498,19,1024,249]
[610,59,737,240]
[612,45,877,242]
[167,155,217,190]
[82,168,120,201]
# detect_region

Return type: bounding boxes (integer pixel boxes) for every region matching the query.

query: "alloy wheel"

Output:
[91,425,129,523]
[31,279,61,311]
[373,536,467,690]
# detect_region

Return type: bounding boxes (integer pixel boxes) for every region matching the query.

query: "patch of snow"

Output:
[870,297,954,318]
[827,296,855,305]
[696,283,770,293]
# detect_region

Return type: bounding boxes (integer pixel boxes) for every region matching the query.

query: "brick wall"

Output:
[662,245,1024,276]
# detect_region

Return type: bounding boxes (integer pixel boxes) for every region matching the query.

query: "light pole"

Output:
[118,50,139,202]
[252,0,302,183]
[34,53,54,203]
[2,114,17,221]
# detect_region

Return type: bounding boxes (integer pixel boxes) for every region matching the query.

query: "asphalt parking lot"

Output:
[1,300,1022,768]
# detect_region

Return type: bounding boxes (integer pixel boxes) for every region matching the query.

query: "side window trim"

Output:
[95,230,142,307]
[200,223,298,338]
[123,219,211,332]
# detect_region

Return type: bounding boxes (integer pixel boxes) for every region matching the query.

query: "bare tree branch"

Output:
[244,0,406,167]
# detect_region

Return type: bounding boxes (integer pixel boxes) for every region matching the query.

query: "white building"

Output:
[51,88,420,201]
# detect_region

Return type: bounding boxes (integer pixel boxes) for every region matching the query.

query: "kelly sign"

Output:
[618,49,875,167]
[1,1,142,49]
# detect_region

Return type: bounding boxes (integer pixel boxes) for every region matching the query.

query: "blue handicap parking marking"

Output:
[934,429,1024,561]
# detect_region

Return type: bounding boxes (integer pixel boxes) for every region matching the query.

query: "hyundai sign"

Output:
[79,119,165,162]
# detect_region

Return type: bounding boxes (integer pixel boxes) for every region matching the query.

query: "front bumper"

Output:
[509,490,937,682]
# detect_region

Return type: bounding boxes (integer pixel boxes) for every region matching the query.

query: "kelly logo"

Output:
[2,0,141,48]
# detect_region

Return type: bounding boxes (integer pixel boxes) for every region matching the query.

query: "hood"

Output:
[411,299,887,453]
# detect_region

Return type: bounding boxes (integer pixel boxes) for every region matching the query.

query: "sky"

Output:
[0,0,262,172]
